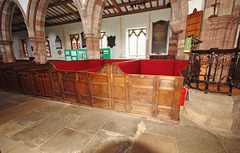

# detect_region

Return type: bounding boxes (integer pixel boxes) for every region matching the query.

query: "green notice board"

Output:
[78,49,87,60]
[100,48,111,59]
[64,49,87,61]
[64,49,77,61]
[64,48,110,61]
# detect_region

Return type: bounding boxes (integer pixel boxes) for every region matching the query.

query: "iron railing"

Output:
[186,48,240,96]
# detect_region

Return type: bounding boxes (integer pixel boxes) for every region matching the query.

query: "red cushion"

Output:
[141,60,175,75]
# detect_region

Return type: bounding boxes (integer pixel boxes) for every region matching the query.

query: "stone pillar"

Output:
[84,33,100,59]
[168,32,178,56]
[169,0,189,60]
[0,40,15,63]
[30,37,47,64]
[208,15,239,49]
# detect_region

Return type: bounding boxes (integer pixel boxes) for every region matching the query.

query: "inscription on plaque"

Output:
[152,20,169,54]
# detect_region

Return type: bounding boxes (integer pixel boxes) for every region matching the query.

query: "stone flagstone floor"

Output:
[0,90,239,153]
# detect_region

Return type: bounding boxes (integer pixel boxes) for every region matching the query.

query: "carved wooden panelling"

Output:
[112,65,124,74]
[113,101,125,111]
[91,74,110,108]
[129,76,154,116]
[78,82,89,95]
[92,84,109,98]
[113,77,125,85]
[92,99,110,108]
[0,61,185,122]
[0,70,6,88]
[113,86,125,101]
[79,72,88,81]
[63,81,75,93]
[65,93,77,101]
[91,75,108,83]
[98,65,109,74]
[112,75,126,112]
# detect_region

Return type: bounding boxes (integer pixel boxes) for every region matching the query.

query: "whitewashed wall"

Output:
[12,8,171,60]
[102,8,171,58]
[45,22,84,60]
[188,0,205,14]
[18,0,29,15]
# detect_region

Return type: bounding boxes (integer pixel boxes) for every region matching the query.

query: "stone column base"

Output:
[180,89,240,131]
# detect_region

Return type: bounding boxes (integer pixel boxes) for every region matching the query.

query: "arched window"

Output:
[21,40,28,57]
[45,37,51,57]
[70,34,81,49]
[100,32,107,48]
[128,28,147,58]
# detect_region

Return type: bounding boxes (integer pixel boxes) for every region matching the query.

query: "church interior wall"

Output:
[12,30,33,59]
[188,0,205,14]
[12,8,171,60]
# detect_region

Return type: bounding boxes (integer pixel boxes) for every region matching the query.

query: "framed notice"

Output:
[151,20,169,54]
[66,56,71,61]
[71,51,77,56]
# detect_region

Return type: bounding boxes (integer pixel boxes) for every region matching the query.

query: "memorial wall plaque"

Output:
[152,20,169,54]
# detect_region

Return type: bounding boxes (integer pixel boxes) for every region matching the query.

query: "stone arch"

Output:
[27,0,51,64]
[73,0,107,59]
[0,0,27,63]
[26,0,38,38]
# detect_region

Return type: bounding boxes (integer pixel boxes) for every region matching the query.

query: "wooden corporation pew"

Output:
[49,59,188,122]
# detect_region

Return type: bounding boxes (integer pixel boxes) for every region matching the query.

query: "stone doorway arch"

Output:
[0,0,27,63]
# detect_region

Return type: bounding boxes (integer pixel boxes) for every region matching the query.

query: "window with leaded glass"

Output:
[45,37,51,57]
[70,34,81,49]
[21,39,28,57]
[99,32,107,48]
[128,28,147,57]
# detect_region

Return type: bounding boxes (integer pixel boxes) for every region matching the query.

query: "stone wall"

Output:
[199,0,239,50]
